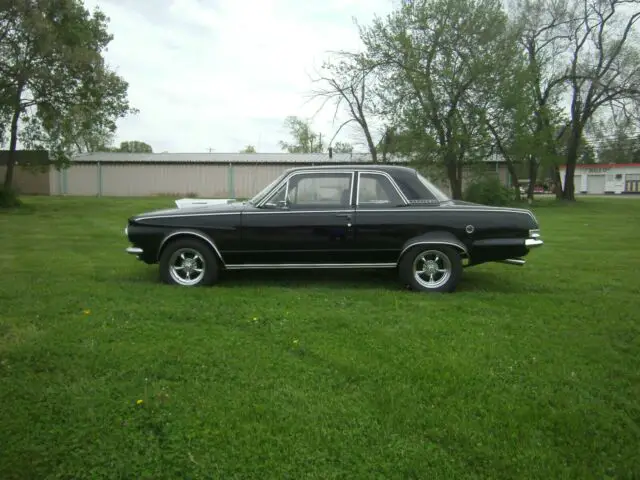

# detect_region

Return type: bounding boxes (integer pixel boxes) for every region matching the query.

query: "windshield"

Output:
[247,173,286,205]
[416,172,451,202]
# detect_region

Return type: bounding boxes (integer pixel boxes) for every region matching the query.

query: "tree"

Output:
[239,145,256,153]
[278,116,324,153]
[310,53,381,160]
[117,141,152,153]
[512,0,640,200]
[358,0,515,198]
[590,115,640,163]
[332,141,353,153]
[0,0,135,190]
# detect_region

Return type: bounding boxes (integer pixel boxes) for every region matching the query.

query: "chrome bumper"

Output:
[525,238,544,248]
[126,247,143,255]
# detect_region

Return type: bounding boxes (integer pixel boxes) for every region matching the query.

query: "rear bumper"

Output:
[525,238,543,248]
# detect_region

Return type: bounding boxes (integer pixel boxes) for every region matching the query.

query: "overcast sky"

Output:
[83,0,395,153]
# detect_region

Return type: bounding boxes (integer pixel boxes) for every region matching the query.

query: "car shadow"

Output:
[229,268,557,294]
[218,269,400,291]
[134,267,552,294]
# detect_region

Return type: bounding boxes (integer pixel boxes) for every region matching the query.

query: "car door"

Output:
[351,171,412,264]
[237,170,357,266]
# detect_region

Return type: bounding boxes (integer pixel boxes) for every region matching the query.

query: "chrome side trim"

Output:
[135,207,540,220]
[398,240,469,260]
[157,230,226,265]
[126,247,143,255]
[136,211,240,221]
[525,238,544,248]
[498,258,526,266]
[225,263,397,270]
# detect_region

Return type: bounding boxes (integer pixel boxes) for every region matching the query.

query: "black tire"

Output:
[158,237,220,287]
[398,244,463,293]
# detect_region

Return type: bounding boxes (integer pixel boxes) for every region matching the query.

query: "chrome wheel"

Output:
[412,249,452,289]
[168,247,206,286]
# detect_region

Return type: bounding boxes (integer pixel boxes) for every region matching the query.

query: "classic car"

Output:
[124,164,543,293]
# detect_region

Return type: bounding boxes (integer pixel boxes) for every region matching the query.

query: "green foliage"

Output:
[116,141,153,153]
[0,185,21,208]
[463,176,514,206]
[279,116,324,153]
[332,141,353,153]
[239,145,257,153]
[0,0,136,189]
[358,0,514,197]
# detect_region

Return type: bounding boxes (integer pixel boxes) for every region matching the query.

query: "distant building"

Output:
[2,150,509,197]
[559,163,640,194]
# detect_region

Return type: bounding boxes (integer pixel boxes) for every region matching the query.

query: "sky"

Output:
[82,0,396,153]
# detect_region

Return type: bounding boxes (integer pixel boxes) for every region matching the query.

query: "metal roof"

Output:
[70,152,409,164]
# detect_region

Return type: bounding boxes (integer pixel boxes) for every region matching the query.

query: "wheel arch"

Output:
[397,231,469,265]
[157,230,225,266]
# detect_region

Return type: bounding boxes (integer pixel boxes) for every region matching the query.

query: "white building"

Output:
[559,163,640,194]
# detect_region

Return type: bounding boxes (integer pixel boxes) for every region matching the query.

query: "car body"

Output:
[124,164,543,292]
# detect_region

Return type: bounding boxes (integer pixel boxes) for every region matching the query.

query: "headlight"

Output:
[124,226,128,236]
[529,229,540,238]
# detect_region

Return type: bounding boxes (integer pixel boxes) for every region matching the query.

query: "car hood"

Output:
[131,200,248,220]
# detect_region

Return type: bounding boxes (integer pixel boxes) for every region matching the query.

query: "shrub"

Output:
[463,176,514,206]
[0,186,22,208]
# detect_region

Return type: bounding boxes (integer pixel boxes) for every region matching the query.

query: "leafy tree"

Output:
[117,141,152,153]
[331,141,353,154]
[239,145,256,153]
[0,0,135,190]
[511,0,640,200]
[358,0,514,198]
[278,116,324,153]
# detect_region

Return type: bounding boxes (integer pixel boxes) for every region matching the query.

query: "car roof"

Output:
[284,164,418,175]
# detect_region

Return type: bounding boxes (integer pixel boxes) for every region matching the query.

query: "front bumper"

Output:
[126,247,143,255]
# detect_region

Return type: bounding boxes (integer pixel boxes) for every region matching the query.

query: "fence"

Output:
[49,162,305,198]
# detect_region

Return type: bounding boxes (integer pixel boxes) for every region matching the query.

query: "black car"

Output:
[124,165,543,292]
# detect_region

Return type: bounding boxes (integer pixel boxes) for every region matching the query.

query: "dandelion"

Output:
[83,309,91,315]
[136,399,143,405]
[292,339,299,346]
[253,317,258,321]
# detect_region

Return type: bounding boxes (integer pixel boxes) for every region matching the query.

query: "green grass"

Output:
[1,196,639,479]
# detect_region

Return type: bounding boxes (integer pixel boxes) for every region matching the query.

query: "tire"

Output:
[158,237,220,287]
[398,244,463,293]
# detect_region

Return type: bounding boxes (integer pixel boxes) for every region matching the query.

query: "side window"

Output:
[357,173,403,207]
[265,172,353,208]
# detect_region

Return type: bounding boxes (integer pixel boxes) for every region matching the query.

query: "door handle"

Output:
[335,213,351,219]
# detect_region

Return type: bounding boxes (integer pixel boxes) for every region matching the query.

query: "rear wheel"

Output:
[159,238,219,286]
[399,245,462,293]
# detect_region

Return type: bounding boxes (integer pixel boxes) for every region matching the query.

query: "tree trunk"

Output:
[445,156,463,199]
[3,81,24,190]
[527,155,539,200]
[3,106,21,190]
[553,166,563,199]
[505,161,520,201]
[561,125,583,201]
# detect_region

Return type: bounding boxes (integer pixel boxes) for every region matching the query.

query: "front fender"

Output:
[398,231,469,263]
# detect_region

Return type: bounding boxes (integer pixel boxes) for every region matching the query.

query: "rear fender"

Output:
[398,231,469,264]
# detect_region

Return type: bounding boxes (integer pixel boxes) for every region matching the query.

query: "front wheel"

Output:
[399,245,463,293]
[159,238,219,287]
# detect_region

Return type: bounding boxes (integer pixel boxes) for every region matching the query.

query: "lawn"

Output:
[1,196,639,479]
